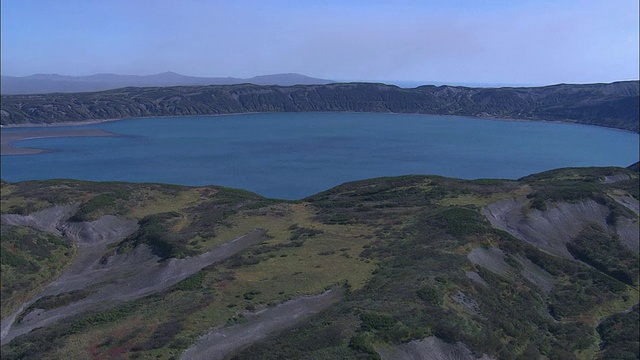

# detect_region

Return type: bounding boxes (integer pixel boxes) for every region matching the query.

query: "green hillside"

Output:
[1,166,638,359]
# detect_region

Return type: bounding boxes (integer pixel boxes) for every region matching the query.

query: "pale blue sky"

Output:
[1,0,638,85]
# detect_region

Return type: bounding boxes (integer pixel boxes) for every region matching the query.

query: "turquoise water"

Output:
[2,113,638,199]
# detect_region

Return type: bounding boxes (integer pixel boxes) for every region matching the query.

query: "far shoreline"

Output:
[0,112,264,129]
[1,111,638,135]
[1,111,637,156]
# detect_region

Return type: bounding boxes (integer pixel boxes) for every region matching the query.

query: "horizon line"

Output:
[1,71,638,89]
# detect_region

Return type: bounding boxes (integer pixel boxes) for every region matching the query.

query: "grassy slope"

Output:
[0,225,76,319]
[1,167,638,359]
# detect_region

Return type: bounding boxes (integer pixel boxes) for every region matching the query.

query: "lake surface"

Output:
[2,113,638,199]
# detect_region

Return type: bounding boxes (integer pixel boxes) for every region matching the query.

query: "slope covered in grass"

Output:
[1,166,638,359]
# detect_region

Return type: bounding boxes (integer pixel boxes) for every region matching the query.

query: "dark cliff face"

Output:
[1,81,638,132]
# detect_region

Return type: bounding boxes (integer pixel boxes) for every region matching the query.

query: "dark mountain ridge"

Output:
[1,80,638,132]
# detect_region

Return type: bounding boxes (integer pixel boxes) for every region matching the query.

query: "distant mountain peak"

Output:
[247,73,333,85]
[1,72,334,94]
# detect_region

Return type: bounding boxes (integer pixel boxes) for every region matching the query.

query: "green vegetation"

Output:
[116,211,193,260]
[567,225,639,286]
[416,285,444,306]
[231,167,639,359]
[597,305,639,360]
[0,225,75,318]
[172,270,206,292]
[1,166,638,359]
[521,168,639,239]
[69,189,131,222]
[18,290,91,323]
[527,182,603,210]
[112,187,275,259]
[429,207,486,237]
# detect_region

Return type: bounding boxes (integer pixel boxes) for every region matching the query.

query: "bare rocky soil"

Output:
[481,198,639,257]
[181,289,343,360]
[376,336,495,360]
[0,205,267,345]
[467,247,556,293]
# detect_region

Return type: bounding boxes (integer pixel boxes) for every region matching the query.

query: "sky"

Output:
[1,0,638,86]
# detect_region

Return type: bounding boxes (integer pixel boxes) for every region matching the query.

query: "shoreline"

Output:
[1,112,637,155]
[1,111,637,134]
[0,112,265,129]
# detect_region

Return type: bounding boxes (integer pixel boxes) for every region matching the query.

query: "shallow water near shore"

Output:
[2,113,638,199]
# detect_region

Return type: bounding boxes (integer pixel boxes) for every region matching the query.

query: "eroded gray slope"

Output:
[2,204,78,235]
[181,289,343,360]
[467,247,556,293]
[0,206,267,345]
[482,199,609,258]
[377,336,494,360]
[1,206,137,342]
[481,198,639,258]
[609,194,640,253]
[609,193,640,215]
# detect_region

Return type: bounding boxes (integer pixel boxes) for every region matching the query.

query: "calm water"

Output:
[2,113,638,199]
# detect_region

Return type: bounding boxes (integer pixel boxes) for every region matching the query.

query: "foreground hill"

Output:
[1,81,638,132]
[1,165,638,359]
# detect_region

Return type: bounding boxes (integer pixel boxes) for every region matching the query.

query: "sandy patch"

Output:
[1,129,116,155]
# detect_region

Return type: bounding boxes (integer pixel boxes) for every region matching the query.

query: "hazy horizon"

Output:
[1,71,588,89]
[7,71,637,88]
[2,0,638,86]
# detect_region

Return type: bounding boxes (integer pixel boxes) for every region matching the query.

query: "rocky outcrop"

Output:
[610,194,640,216]
[467,247,512,277]
[515,256,557,293]
[377,336,494,360]
[1,204,77,235]
[467,247,556,292]
[482,199,610,258]
[482,198,639,257]
[59,215,138,246]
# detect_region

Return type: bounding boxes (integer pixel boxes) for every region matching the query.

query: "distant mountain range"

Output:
[0,72,334,94]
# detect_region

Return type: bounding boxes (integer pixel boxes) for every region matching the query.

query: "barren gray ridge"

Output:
[481,198,639,257]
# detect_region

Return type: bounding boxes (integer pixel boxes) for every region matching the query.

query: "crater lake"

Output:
[2,113,638,199]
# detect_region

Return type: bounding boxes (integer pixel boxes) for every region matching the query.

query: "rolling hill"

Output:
[1,165,638,359]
